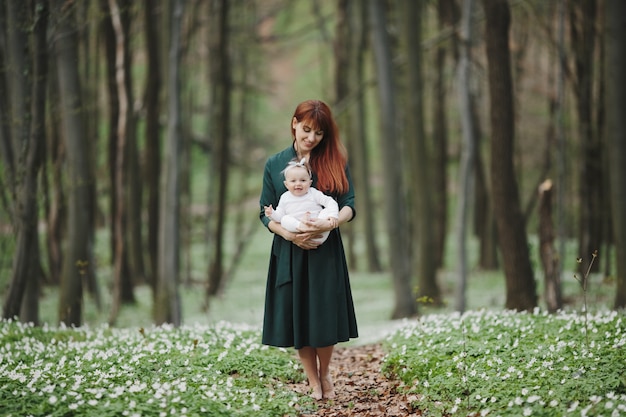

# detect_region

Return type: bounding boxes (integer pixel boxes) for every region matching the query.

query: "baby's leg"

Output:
[312,208,334,244]
[280,215,301,233]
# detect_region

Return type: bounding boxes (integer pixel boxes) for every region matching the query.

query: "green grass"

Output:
[1,309,624,416]
[382,309,626,417]
[0,320,307,417]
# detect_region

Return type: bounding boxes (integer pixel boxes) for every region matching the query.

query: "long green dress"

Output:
[259,145,358,349]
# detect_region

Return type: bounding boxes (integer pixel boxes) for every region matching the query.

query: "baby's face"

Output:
[284,166,312,196]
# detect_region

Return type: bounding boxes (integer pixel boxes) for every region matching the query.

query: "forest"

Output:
[1,0,625,328]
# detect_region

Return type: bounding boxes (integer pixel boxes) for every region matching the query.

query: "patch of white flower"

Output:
[0,320,299,416]
[384,309,626,417]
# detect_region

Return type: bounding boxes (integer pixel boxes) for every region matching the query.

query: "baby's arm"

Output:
[313,188,339,219]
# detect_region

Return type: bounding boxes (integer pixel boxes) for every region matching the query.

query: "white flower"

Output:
[527,395,541,403]
[49,396,57,405]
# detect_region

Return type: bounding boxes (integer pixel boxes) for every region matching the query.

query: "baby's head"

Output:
[282,158,313,195]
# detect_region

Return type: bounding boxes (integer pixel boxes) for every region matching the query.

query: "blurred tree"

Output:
[369,0,415,318]
[570,0,603,273]
[206,0,232,297]
[402,1,440,306]
[43,66,65,287]
[76,2,102,312]
[454,0,476,313]
[335,0,381,273]
[143,0,163,289]
[432,0,458,271]
[106,0,138,326]
[605,0,626,308]
[52,0,94,326]
[482,0,537,311]
[2,0,47,323]
[155,0,184,326]
[335,0,352,265]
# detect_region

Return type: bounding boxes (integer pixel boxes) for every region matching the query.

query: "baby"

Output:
[264,158,339,244]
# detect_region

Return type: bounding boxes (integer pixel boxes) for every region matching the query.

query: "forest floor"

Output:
[290,344,423,417]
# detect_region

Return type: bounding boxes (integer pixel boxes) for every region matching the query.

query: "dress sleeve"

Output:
[259,159,278,229]
[336,164,356,222]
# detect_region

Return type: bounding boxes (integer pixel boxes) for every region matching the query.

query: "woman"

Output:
[259,99,358,400]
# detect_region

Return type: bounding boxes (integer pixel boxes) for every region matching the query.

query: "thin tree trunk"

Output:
[432,0,457,271]
[571,0,602,272]
[538,180,562,313]
[144,0,162,289]
[53,0,92,326]
[335,0,354,268]
[117,0,145,291]
[482,0,537,311]
[454,0,476,313]
[3,0,48,322]
[107,0,132,326]
[5,0,30,184]
[44,71,66,286]
[348,0,381,272]
[369,0,415,318]
[77,1,102,312]
[403,0,440,305]
[207,0,231,297]
[155,0,184,326]
[605,0,626,308]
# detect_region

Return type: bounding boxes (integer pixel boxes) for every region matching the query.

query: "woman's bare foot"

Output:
[321,374,335,399]
[310,384,323,400]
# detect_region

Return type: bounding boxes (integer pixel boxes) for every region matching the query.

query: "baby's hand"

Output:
[264,205,274,217]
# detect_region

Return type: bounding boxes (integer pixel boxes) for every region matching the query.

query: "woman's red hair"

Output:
[291,100,349,195]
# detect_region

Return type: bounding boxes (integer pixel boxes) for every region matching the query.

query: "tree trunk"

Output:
[3,0,48,322]
[100,0,128,287]
[454,0,476,313]
[20,0,48,324]
[155,0,184,326]
[369,0,415,318]
[144,0,162,289]
[482,0,537,311]
[345,0,381,273]
[538,180,562,313]
[4,0,30,189]
[117,0,145,292]
[403,0,440,305]
[570,0,603,272]
[77,1,102,312]
[53,0,92,326]
[107,0,136,326]
[43,71,66,286]
[431,0,457,271]
[605,0,626,308]
[334,0,357,268]
[207,0,231,297]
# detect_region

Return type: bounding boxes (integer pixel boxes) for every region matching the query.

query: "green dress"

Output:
[259,145,358,349]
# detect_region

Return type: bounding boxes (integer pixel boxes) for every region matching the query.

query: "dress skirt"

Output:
[261,230,358,349]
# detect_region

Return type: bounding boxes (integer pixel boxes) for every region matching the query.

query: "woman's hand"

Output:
[291,231,322,250]
[268,220,321,250]
[298,216,336,233]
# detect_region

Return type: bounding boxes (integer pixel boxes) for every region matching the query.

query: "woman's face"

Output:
[292,117,324,155]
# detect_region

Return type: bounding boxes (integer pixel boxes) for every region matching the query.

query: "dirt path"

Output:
[290,344,421,417]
